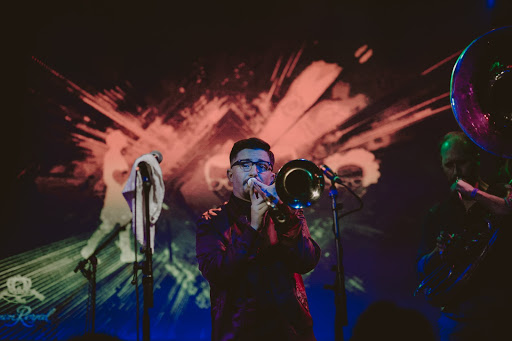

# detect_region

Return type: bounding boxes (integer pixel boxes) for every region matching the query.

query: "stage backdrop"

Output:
[6,1,510,340]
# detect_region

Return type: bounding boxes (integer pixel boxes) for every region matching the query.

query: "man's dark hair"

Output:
[229,137,275,166]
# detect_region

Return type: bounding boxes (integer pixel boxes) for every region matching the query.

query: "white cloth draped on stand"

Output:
[122,154,165,253]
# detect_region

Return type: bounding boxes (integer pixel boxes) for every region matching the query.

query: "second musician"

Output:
[416,131,512,341]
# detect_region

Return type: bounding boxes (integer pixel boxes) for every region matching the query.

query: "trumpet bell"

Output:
[275,159,325,209]
[450,26,512,159]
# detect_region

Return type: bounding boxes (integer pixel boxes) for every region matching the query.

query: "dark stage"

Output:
[5,0,511,340]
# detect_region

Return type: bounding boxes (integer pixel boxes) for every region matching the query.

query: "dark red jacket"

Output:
[196,194,321,341]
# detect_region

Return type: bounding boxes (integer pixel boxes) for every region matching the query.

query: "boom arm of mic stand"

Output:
[74,223,127,275]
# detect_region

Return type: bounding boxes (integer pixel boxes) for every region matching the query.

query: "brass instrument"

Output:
[415,226,499,307]
[415,26,511,306]
[250,159,325,223]
[450,26,512,159]
[275,159,325,209]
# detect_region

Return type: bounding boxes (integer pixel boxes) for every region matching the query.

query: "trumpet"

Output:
[249,159,325,223]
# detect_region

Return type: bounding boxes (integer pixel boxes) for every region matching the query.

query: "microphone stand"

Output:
[320,164,364,340]
[75,223,127,334]
[327,179,348,341]
[134,163,154,341]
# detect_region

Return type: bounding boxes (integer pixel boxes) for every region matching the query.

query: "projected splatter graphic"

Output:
[8,22,466,338]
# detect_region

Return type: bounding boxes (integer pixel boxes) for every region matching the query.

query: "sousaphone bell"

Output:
[450,26,512,159]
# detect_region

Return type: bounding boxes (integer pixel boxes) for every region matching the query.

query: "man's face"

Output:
[227,148,275,201]
[440,138,479,185]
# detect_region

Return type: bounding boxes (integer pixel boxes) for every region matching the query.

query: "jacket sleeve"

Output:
[276,207,321,274]
[196,208,260,286]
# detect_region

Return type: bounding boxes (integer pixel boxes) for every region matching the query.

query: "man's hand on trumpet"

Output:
[248,177,279,230]
[249,178,279,201]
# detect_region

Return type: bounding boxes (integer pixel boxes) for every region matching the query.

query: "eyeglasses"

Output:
[231,159,273,173]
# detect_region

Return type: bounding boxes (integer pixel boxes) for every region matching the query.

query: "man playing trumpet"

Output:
[196,137,321,341]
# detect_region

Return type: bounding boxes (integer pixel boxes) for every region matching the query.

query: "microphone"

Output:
[137,151,163,179]
[150,150,163,163]
[320,164,341,184]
